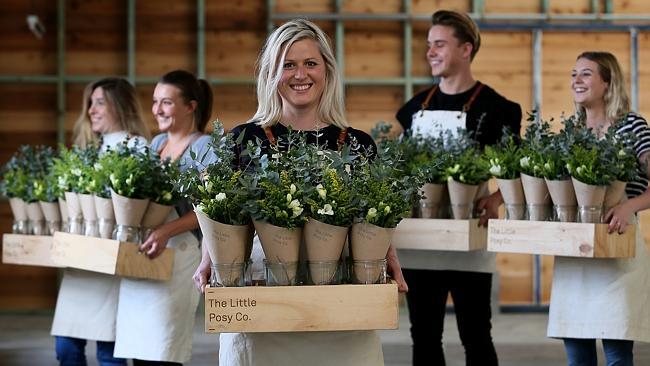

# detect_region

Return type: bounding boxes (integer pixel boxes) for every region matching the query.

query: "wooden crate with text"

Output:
[205,282,398,333]
[487,219,635,258]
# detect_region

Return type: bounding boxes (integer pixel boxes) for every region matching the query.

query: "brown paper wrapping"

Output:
[304,218,348,284]
[110,189,149,227]
[253,220,302,264]
[521,173,551,205]
[604,180,627,209]
[26,202,44,221]
[350,222,393,261]
[196,209,253,264]
[545,178,577,206]
[496,178,525,205]
[58,198,69,223]
[64,192,83,220]
[94,196,115,221]
[447,179,479,219]
[141,202,174,229]
[39,201,61,223]
[8,197,28,221]
[78,193,98,221]
[571,177,606,207]
[418,183,446,218]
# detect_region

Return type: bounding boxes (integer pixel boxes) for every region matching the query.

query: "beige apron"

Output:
[547,219,650,341]
[113,210,201,362]
[51,270,120,341]
[218,236,384,366]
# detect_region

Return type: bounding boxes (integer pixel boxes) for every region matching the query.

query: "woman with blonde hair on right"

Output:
[51,77,149,365]
[547,51,650,366]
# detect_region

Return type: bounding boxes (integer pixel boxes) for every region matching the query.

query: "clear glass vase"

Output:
[67,216,83,235]
[113,224,141,243]
[12,220,29,234]
[83,220,99,238]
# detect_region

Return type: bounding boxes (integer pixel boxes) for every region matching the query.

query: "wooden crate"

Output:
[392,218,487,251]
[487,219,636,258]
[52,232,174,281]
[205,282,398,333]
[2,234,63,268]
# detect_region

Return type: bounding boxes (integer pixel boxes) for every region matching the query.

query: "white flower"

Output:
[618,149,627,157]
[286,193,292,202]
[316,184,327,199]
[520,156,530,168]
[317,204,334,216]
[290,184,297,195]
[367,207,377,219]
[204,180,213,193]
[576,165,585,175]
[271,153,280,159]
[344,164,351,175]
[109,173,118,186]
[316,150,324,156]
[125,173,133,186]
[544,162,551,171]
[288,199,301,210]
[163,192,172,202]
[384,205,391,214]
[489,164,502,176]
[93,163,102,171]
[215,192,226,201]
[291,206,304,218]
[196,203,206,213]
[71,168,82,177]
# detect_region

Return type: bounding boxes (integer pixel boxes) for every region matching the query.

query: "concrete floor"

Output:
[1,309,649,365]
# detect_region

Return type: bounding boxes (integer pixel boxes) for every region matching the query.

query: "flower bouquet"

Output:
[32,148,63,235]
[181,122,253,287]
[140,153,179,241]
[602,126,637,213]
[442,128,490,220]
[100,140,153,242]
[350,145,420,284]
[484,128,525,219]
[1,146,34,234]
[566,143,613,223]
[519,116,553,220]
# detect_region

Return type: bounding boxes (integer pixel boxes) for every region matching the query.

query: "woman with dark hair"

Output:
[113,70,217,365]
[52,77,149,366]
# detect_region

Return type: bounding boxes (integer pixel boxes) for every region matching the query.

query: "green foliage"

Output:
[98,140,156,199]
[566,145,614,185]
[1,145,55,202]
[179,121,252,225]
[442,128,490,185]
[305,167,357,227]
[52,144,100,194]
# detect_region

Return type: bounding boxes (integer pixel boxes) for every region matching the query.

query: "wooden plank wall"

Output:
[1,0,650,309]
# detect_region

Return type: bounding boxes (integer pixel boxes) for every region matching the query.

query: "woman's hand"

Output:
[604,201,635,234]
[139,224,171,259]
[475,190,503,227]
[193,247,212,293]
[386,244,408,293]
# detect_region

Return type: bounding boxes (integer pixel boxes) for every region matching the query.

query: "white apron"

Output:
[399,107,496,274]
[50,132,136,342]
[113,210,201,362]
[218,236,384,366]
[547,219,650,342]
[51,269,120,341]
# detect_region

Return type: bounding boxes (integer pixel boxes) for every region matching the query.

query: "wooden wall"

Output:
[1,0,650,309]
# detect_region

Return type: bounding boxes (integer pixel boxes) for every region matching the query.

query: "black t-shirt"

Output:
[230,122,376,166]
[395,82,522,146]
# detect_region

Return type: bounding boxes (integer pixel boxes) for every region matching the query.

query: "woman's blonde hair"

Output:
[575,51,630,123]
[248,19,348,128]
[73,77,151,147]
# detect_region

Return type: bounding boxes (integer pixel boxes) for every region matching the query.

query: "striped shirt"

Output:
[617,112,650,198]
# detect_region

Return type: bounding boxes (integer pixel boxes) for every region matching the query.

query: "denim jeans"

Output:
[55,336,127,366]
[403,269,498,366]
[563,338,634,366]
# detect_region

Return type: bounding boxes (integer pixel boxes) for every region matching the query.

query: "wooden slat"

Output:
[393,218,487,251]
[205,282,398,333]
[52,232,174,281]
[345,31,403,78]
[2,234,63,268]
[496,253,533,304]
[206,31,265,78]
[345,86,404,134]
[637,32,650,120]
[274,0,333,13]
[484,0,540,13]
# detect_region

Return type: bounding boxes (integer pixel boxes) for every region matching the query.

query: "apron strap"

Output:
[419,81,484,116]
[337,128,349,151]
[263,126,277,146]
